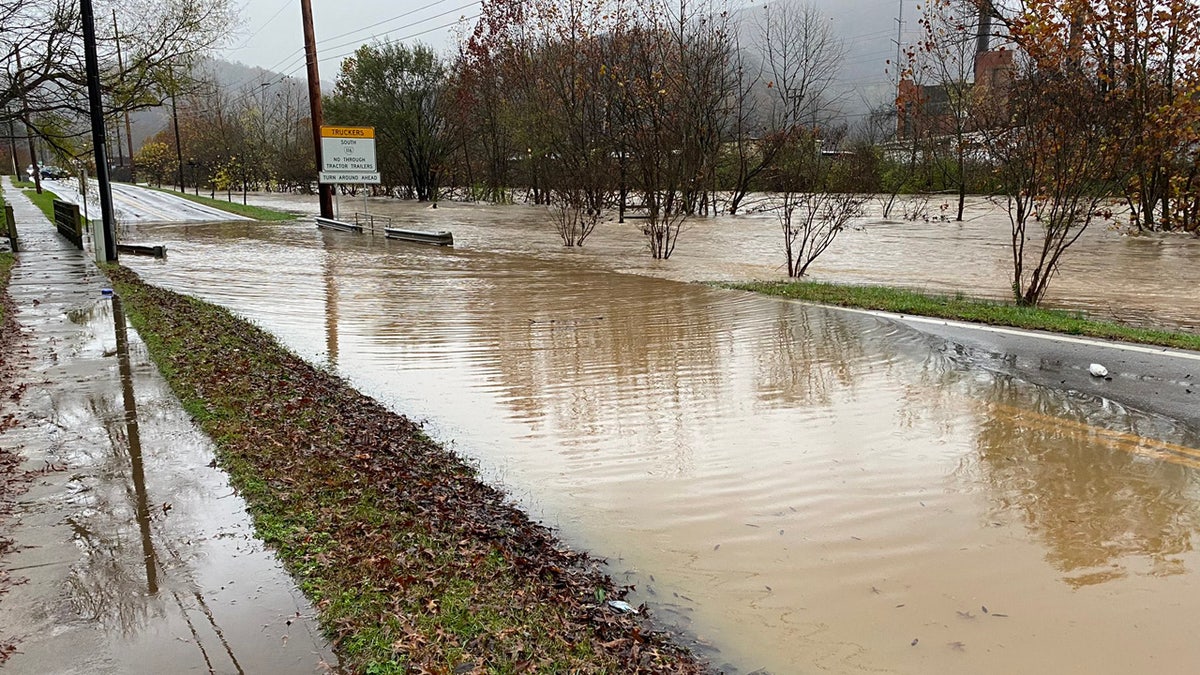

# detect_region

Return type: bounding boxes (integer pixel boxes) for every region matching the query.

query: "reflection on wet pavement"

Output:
[122,215,1200,674]
[0,195,333,674]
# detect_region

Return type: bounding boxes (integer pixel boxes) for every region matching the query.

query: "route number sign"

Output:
[319,126,379,184]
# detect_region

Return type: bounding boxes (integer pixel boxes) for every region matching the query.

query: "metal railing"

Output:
[352,212,393,233]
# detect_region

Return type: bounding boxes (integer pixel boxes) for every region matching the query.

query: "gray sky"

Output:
[219,0,922,92]
[220,0,478,79]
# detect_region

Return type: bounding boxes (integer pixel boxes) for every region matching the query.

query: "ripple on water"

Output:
[124,217,1200,675]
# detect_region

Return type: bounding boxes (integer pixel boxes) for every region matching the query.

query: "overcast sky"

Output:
[219,0,922,85]
[220,0,477,80]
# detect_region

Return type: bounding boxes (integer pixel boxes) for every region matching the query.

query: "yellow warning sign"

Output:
[320,125,375,139]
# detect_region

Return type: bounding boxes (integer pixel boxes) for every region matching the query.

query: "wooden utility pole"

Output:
[14,46,42,195]
[113,9,136,180]
[171,89,184,191]
[301,0,334,218]
[6,118,18,177]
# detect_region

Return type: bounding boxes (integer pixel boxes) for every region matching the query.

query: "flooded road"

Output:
[250,193,1200,331]
[121,214,1200,674]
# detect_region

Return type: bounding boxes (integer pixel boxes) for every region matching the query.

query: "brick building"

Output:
[897,48,1014,139]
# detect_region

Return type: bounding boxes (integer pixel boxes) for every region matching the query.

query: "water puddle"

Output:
[3,288,332,673]
[121,216,1200,673]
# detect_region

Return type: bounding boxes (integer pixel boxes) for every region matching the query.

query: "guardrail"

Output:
[52,199,84,250]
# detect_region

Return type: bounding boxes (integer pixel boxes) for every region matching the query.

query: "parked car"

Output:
[40,166,69,180]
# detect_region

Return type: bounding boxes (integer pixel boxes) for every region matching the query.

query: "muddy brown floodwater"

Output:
[247,193,1200,331]
[120,200,1200,674]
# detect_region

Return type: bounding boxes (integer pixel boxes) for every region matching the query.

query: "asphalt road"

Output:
[887,310,1200,433]
[42,179,250,223]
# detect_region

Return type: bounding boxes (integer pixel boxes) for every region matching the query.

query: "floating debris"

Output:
[607,600,638,614]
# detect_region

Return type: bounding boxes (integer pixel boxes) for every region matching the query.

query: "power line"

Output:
[318,1,480,56]
[229,0,294,51]
[282,13,480,74]
[320,0,470,44]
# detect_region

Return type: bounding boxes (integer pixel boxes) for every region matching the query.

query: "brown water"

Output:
[122,210,1200,674]
[250,193,1200,331]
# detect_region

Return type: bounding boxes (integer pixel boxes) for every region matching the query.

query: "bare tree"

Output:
[975,57,1129,306]
[754,1,845,132]
[904,0,991,222]
[609,0,736,259]
[723,39,779,215]
[529,0,624,246]
[1,0,235,147]
[767,129,865,277]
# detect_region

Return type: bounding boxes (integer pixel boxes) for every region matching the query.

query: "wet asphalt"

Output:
[879,311,1200,435]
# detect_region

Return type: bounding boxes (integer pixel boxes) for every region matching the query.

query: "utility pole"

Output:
[171,88,184,192]
[82,0,118,262]
[111,9,131,177]
[14,46,42,195]
[301,0,334,218]
[6,117,18,177]
[894,0,905,86]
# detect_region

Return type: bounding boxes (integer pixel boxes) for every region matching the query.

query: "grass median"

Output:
[105,265,703,674]
[145,187,296,221]
[21,186,58,223]
[724,280,1200,352]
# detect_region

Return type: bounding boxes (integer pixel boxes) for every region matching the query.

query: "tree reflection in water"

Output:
[974,375,1200,587]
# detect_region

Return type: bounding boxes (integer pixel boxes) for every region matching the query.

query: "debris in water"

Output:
[957,611,975,619]
[992,613,1009,618]
[911,638,919,646]
[948,641,966,651]
[713,544,721,551]
[981,605,989,614]
[1089,363,1109,377]
[607,600,638,614]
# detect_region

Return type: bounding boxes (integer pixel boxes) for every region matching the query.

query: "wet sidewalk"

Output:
[0,177,335,673]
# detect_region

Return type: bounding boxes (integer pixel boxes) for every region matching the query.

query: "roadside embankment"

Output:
[726,280,1200,352]
[107,265,706,674]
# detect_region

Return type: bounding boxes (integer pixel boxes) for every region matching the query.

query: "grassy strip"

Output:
[106,265,703,674]
[0,253,12,325]
[725,280,1200,352]
[21,187,59,223]
[143,186,296,221]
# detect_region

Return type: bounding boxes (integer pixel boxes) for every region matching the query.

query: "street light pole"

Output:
[81,0,118,261]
